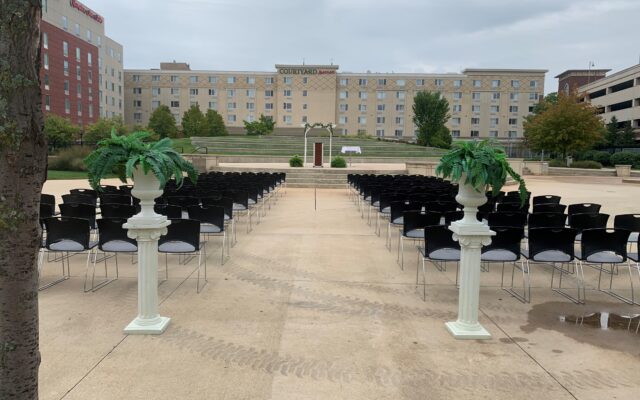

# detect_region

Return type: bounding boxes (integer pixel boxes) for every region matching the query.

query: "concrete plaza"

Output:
[38,176,640,400]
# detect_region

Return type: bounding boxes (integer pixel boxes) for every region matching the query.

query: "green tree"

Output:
[44,115,80,149]
[84,116,127,143]
[1,2,47,398]
[412,91,452,148]
[204,109,228,136]
[244,114,276,136]
[531,92,558,115]
[181,104,207,137]
[523,92,605,160]
[148,105,177,138]
[604,116,636,147]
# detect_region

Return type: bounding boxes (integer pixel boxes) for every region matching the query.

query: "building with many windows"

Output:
[40,0,124,126]
[125,62,546,141]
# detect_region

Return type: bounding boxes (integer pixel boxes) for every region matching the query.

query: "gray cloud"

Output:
[96,0,640,93]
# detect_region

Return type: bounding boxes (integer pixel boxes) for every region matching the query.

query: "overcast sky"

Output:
[96,0,639,94]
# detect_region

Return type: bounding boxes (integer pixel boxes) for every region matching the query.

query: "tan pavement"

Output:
[38,176,640,400]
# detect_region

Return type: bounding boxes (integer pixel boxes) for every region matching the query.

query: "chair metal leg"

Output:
[600,261,639,305]
[552,261,585,304]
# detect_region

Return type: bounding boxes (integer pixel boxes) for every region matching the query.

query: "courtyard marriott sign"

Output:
[70,0,104,24]
[277,67,336,75]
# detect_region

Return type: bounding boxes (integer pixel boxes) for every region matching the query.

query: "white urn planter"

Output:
[445,175,495,340]
[123,168,171,335]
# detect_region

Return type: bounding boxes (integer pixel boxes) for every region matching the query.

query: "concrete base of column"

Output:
[124,316,171,335]
[445,320,491,340]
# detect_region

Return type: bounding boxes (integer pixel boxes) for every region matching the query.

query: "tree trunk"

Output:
[0,2,46,399]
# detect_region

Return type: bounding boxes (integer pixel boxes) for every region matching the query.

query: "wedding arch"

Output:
[302,122,335,166]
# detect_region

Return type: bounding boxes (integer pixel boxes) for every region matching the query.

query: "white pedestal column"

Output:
[445,179,494,340]
[123,169,171,335]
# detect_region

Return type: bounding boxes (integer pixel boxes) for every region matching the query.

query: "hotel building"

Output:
[40,0,124,127]
[124,62,546,141]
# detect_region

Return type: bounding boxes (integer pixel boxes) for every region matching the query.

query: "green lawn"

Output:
[172,138,196,153]
[46,170,117,180]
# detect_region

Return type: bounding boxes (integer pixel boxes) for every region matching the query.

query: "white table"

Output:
[340,146,361,166]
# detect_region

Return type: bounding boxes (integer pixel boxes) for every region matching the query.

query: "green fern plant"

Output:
[84,130,197,191]
[435,140,527,204]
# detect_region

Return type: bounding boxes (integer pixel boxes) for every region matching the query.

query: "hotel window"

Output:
[77,83,82,98]
[509,118,518,125]
[530,80,539,88]
[302,116,308,123]
[77,102,82,116]
[64,80,69,95]
[171,88,180,95]
[378,78,387,86]
[86,29,92,42]
[246,76,255,84]
[265,103,274,110]
[451,117,461,125]
[152,101,160,109]
[43,74,49,90]
[63,41,68,57]
[492,92,501,100]
[396,104,405,112]
[453,79,462,88]
[283,76,292,84]
[416,79,425,86]
[377,104,385,111]
[358,104,367,112]
[472,92,480,101]
[173,113,181,124]
[339,78,348,86]
[452,104,462,112]
[64,99,70,114]
[75,47,80,61]
[152,87,161,96]
[190,88,199,96]
[133,112,143,122]
[132,75,140,82]
[227,102,236,110]
[508,130,518,138]
[339,91,348,99]
[509,105,518,113]
[265,77,274,84]
[339,103,348,112]
[491,80,500,88]
[209,89,217,96]
[359,91,367,99]
[189,76,198,84]
[87,52,92,66]
[152,75,160,82]
[76,65,81,80]
[282,115,292,124]
[471,117,480,125]
[376,129,385,137]
[228,115,237,122]
[265,90,273,97]
[302,90,308,97]
[472,105,480,112]
[44,95,50,111]
[358,116,367,125]
[435,79,444,87]
[452,130,460,138]
[302,77,308,84]
[283,89,292,97]
[394,129,403,137]
[510,92,519,101]
[396,79,405,86]
[395,117,404,125]
[376,91,386,100]
[246,89,255,97]
[227,76,236,84]
[470,130,480,138]
[490,105,499,113]
[227,89,235,97]
[473,80,481,88]
[359,78,368,86]
[511,80,520,88]
[453,92,462,100]
[208,76,218,84]
[283,102,292,110]
[528,106,535,113]
[376,116,385,124]
[490,118,498,127]
[63,61,69,76]
[133,100,142,107]
[62,16,68,30]
[302,104,307,110]
[246,102,255,110]
[43,32,48,49]
[396,91,405,100]
[529,92,539,100]
[170,75,178,83]
[339,116,348,124]
[97,35,101,47]
[88,104,94,118]
[489,130,498,138]
[43,53,49,70]
[208,101,217,110]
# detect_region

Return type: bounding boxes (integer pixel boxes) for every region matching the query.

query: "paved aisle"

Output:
[39,186,640,400]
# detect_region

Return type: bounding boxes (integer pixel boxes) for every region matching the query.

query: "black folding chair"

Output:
[188,205,229,264]
[159,219,207,293]
[416,225,461,300]
[398,211,441,270]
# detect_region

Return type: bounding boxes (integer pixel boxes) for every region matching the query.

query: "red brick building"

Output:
[40,19,99,127]
[555,69,610,95]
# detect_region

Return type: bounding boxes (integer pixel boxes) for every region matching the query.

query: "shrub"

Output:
[570,160,602,169]
[548,159,566,167]
[610,151,640,168]
[330,156,347,168]
[577,150,611,166]
[48,146,92,171]
[289,155,303,167]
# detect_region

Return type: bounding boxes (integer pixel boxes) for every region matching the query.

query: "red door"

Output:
[314,142,323,167]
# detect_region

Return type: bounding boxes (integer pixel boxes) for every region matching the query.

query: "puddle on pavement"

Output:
[560,311,640,331]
